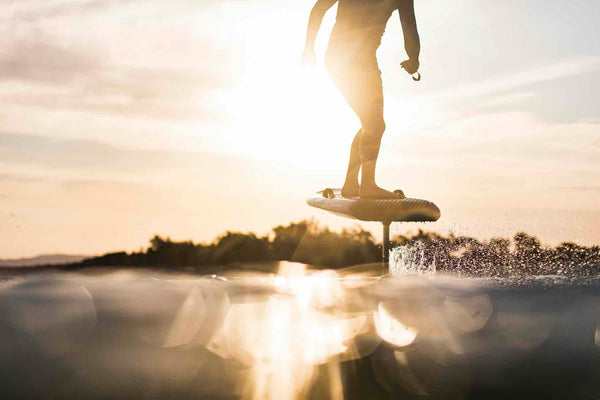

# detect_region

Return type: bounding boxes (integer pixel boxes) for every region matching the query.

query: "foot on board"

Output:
[341,182,360,198]
[360,184,403,199]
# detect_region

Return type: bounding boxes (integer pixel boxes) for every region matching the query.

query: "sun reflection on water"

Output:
[1,269,599,399]
[220,263,370,400]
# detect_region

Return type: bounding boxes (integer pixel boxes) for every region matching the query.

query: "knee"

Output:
[363,120,385,140]
[378,120,386,135]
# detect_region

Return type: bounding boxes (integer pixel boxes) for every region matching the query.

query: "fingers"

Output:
[400,60,421,81]
[400,60,418,74]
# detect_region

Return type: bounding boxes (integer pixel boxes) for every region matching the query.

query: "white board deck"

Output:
[307,189,440,223]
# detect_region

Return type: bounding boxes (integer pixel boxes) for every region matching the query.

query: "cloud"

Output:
[560,186,600,192]
[0,39,100,84]
[0,132,297,188]
[2,68,229,122]
[420,55,600,106]
[0,33,237,121]
[0,0,245,123]
[5,0,142,24]
[4,0,238,24]
[0,173,47,184]
[406,112,600,164]
[0,132,196,176]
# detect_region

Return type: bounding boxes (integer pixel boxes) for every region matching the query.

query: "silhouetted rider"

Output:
[303,0,420,199]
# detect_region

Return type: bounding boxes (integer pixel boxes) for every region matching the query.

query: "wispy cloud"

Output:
[5,0,144,24]
[560,186,600,192]
[0,39,99,84]
[0,32,238,122]
[421,55,600,105]
[0,132,297,186]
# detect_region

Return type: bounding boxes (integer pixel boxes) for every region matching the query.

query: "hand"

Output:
[400,59,419,75]
[301,49,316,65]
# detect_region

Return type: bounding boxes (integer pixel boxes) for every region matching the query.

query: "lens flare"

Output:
[374,302,418,347]
[216,264,370,400]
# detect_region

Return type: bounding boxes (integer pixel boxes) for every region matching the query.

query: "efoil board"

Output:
[307,189,440,223]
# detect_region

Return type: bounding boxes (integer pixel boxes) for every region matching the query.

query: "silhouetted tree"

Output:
[69,220,600,276]
[291,225,379,267]
[271,221,309,260]
[212,232,269,264]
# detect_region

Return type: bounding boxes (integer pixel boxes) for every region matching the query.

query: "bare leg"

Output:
[326,59,399,199]
[341,129,362,197]
[359,115,398,199]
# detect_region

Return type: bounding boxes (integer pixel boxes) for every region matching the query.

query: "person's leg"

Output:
[326,55,399,198]
[358,105,397,199]
[341,128,362,197]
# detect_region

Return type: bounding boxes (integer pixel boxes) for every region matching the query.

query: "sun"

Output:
[219,60,358,171]
[197,2,357,171]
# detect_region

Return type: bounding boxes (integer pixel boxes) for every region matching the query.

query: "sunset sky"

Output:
[1,0,599,258]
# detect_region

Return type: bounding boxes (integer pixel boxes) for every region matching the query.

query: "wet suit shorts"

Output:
[324,48,384,117]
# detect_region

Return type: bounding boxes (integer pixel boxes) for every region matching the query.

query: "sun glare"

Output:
[219,59,357,170]
[201,2,426,174]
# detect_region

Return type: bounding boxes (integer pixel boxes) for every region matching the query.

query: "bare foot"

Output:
[359,184,401,199]
[341,181,360,197]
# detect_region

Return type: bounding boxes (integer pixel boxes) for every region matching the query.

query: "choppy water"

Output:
[390,241,437,276]
[0,262,599,400]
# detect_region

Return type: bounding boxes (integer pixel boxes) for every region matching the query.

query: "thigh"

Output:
[326,53,384,125]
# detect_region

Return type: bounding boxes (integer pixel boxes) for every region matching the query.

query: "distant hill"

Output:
[0,254,88,267]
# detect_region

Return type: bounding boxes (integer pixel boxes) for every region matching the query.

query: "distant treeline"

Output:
[72,220,600,277]
[75,221,379,270]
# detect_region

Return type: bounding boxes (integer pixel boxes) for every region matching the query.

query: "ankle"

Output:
[360,180,377,189]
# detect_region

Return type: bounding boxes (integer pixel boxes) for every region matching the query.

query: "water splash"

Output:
[389,241,436,277]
